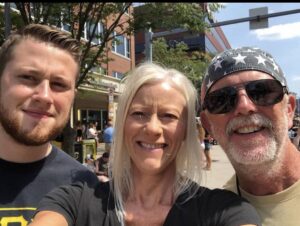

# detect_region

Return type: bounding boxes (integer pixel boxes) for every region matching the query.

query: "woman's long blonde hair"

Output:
[109,62,202,224]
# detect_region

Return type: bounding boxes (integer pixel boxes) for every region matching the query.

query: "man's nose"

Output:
[233,89,257,116]
[32,80,53,105]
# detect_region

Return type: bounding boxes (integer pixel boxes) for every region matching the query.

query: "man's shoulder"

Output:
[50,145,98,185]
[51,145,82,165]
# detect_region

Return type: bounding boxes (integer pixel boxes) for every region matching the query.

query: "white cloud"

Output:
[292,76,300,81]
[252,22,300,40]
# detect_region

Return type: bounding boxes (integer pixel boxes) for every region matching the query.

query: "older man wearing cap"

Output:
[200,47,300,226]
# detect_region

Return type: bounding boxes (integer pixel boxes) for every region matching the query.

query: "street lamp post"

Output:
[144,26,153,62]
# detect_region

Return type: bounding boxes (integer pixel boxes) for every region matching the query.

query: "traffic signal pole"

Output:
[208,8,300,28]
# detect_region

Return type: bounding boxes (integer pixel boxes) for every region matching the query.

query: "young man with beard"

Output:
[0,24,98,225]
[200,47,300,226]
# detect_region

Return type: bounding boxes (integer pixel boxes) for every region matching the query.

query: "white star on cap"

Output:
[245,48,254,52]
[273,63,279,72]
[256,55,266,66]
[213,59,222,71]
[233,54,246,65]
[269,58,279,72]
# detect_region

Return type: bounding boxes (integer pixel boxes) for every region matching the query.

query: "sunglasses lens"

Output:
[246,79,284,106]
[205,87,237,114]
[204,79,286,114]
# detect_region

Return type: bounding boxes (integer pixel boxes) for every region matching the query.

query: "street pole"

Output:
[208,8,300,28]
[5,2,11,38]
[145,27,153,62]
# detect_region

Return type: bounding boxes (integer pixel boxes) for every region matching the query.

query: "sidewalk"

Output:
[201,144,235,189]
[97,143,235,189]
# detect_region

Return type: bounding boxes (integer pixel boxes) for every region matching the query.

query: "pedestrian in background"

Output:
[293,127,300,150]
[203,129,212,170]
[196,117,205,147]
[103,120,114,152]
[83,154,96,173]
[29,62,260,226]
[0,24,98,224]
[200,46,299,226]
[95,151,110,182]
[86,122,99,145]
[75,121,83,142]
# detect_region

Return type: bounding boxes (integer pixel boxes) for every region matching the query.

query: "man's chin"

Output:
[227,142,275,165]
[13,127,63,146]
[14,134,54,146]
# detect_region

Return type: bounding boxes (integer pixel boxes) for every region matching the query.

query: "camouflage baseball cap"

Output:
[201,47,287,101]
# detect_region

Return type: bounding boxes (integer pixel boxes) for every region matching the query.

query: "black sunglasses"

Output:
[202,79,289,114]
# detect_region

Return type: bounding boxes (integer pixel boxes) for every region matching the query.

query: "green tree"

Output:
[1,2,222,156]
[152,38,212,92]
[2,3,222,87]
[134,3,222,33]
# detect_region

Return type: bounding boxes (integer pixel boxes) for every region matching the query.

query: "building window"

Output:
[61,12,71,32]
[112,71,124,80]
[112,32,130,58]
[126,38,131,58]
[86,22,103,44]
[61,19,71,32]
[90,66,107,75]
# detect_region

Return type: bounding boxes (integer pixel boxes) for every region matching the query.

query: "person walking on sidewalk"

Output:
[200,46,300,226]
[203,129,212,170]
[293,127,300,150]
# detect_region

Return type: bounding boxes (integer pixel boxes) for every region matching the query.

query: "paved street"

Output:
[201,144,235,189]
[97,143,235,189]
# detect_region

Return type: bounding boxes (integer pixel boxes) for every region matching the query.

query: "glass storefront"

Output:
[80,109,108,132]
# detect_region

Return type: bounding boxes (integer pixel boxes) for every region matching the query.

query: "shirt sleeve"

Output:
[210,189,262,226]
[34,182,85,225]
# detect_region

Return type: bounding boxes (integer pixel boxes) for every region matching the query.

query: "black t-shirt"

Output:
[0,146,98,225]
[37,181,261,226]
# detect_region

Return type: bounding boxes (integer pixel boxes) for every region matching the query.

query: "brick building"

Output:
[73,6,136,131]
[134,3,231,65]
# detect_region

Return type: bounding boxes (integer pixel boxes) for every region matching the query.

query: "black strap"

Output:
[236,175,242,197]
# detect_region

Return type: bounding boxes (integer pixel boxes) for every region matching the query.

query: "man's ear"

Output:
[200,111,212,134]
[287,94,296,129]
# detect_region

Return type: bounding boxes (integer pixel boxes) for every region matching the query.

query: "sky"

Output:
[213,3,300,95]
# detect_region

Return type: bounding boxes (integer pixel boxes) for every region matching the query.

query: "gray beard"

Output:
[212,113,288,176]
